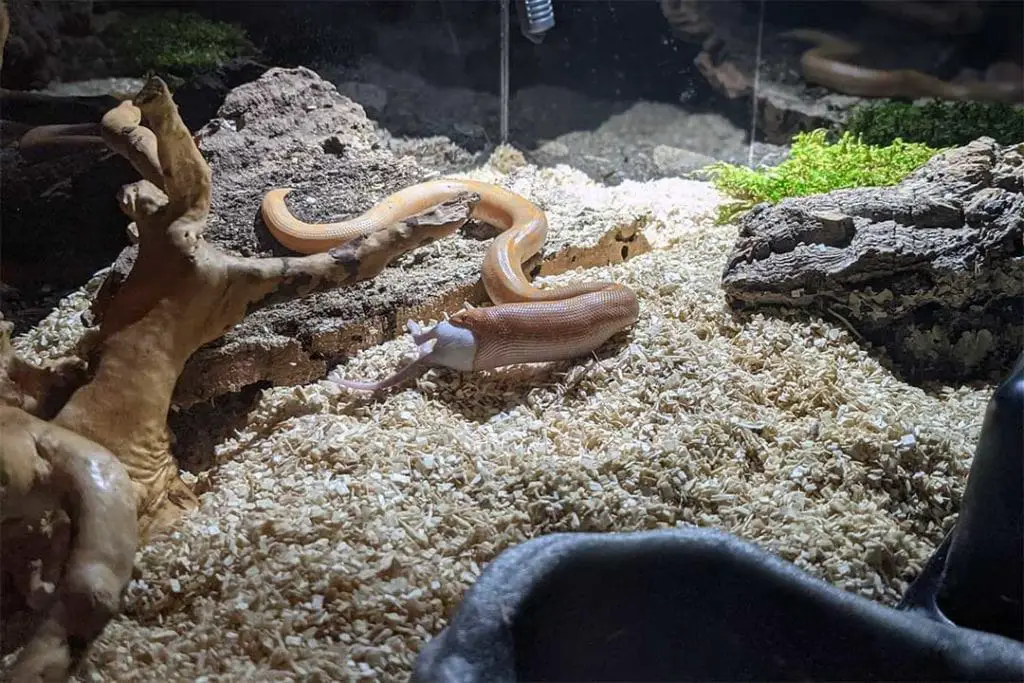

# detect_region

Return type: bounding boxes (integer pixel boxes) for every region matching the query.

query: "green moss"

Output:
[703,129,944,224]
[104,10,255,78]
[845,99,1024,149]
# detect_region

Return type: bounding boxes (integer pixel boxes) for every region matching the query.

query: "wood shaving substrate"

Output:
[11,152,993,682]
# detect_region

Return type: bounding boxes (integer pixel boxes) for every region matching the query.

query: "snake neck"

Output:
[480,227,616,305]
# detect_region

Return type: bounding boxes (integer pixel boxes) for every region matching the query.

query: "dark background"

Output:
[93,0,1023,105]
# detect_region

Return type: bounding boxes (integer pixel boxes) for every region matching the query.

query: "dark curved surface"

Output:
[900,352,1024,641]
[412,356,1024,682]
[412,528,1024,682]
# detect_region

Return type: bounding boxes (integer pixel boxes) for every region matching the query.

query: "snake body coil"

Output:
[782,29,1023,103]
[260,179,640,391]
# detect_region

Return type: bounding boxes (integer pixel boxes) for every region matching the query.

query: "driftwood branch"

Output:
[0,320,90,420]
[231,192,479,314]
[91,76,477,342]
[2,74,475,682]
[1,318,137,682]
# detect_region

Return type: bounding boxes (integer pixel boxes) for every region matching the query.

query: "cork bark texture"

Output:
[721,137,1023,382]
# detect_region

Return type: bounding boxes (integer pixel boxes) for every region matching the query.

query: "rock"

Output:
[1,0,115,89]
[755,87,863,146]
[652,144,717,176]
[169,57,271,132]
[720,137,1024,383]
[0,90,119,125]
[314,59,498,152]
[0,59,269,332]
[96,67,653,413]
[535,140,570,160]
[381,133,482,175]
[521,97,789,184]
[0,142,140,299]
[36,76,145,98]
[2,56,266,129]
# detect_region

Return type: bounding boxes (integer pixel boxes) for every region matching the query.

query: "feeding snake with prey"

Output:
[261,179,641,392]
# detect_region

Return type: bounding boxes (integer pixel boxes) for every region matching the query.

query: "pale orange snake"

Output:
[260,179,640,391]
[781,29,1023,103]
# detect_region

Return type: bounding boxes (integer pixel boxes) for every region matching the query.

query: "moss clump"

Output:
[845,99,1024,149]
[105,10,254,78]
[703,129,944,223]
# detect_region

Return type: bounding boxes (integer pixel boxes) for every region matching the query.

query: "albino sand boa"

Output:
[261,180,640,391]
[782,28,1023,103]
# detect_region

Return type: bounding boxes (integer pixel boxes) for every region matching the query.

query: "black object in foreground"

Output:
[899,351,1023,641]
[411,355,1024,683]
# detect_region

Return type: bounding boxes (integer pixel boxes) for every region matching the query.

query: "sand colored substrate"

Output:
[11,158,992,681]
